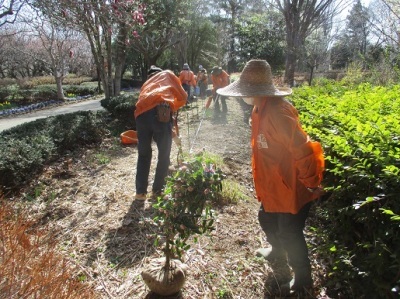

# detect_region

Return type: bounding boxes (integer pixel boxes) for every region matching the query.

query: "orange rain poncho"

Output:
[179,69,196,87]
[211,70,230,94]
[134,70,187,119]
[251,98,325,214]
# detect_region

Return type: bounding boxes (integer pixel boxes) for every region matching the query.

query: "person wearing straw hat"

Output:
[217,59,325,295]
[134,66,187,200]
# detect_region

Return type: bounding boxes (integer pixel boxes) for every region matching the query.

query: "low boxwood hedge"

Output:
[0,111,107,191]
[100,92,139,129]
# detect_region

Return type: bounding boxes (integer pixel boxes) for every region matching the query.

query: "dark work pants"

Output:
[214,94,227,113]
[182,83,191,102]
[258,202,312,275]
[135,107,172,194]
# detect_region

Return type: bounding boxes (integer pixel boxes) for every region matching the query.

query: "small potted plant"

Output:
[141,152,225,296]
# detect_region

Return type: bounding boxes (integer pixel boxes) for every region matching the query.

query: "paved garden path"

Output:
[0,98,104,132]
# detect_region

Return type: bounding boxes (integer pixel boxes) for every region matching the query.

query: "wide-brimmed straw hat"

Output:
[217,60,292,97]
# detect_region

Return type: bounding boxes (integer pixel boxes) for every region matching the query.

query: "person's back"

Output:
[134,67,187,200]
[216,59,325,296]
[135,70,187,118]
[211,67,229,92]
[179,63,196,102]
[210,66,230,113]
[196,68,208,98]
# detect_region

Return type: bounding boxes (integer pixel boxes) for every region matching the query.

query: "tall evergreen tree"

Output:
[346,0,370,60]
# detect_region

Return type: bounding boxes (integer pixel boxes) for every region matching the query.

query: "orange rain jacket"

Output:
[196,71,208,85]
[134,70,187,119]
[211,70,230,94]
[251,97,325,214]
[179,70,196,87]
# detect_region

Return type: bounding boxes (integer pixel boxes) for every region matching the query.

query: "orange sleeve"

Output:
[179,71,184,84]
[190,72,196,86]
[222,71,230,87]
[271,102,324,188]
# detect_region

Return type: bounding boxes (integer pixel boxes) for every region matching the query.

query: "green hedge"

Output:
[292,80,400,298]
[100,92,139,129]
[0,83,99,103]
[0,111,107,191]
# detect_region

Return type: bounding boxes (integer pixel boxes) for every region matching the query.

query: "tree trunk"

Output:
[284,51,296,87]
[105,35,114,99]
[308,65,314,86]
[114,23,128,95]
[55,75,65,101]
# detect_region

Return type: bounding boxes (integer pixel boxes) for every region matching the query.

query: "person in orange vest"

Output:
[179,63,196,103]
[196,65,208,98]
[210,66,230,113]
[217,59,325,296]
[134,66,187,200]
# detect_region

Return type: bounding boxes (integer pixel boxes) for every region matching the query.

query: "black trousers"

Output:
[258,202,312,273]
[214,94,227,113]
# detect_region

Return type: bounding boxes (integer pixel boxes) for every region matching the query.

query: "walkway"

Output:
[0,98,104,132]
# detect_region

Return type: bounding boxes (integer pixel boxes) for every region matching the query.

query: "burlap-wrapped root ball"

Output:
[141,257,188,296]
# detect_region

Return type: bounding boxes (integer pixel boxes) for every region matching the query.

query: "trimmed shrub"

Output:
[0,135,56,188]
[31,85,58,101]
[0,111,107,191]
[63,84,98,97]
[100,92,139,129]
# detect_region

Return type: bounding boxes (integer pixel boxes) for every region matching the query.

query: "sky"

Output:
[337,0,373,25]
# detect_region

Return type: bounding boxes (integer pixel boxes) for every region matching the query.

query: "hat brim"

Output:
[217,80,292,97]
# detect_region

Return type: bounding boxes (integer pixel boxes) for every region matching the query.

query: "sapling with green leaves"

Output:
[141,152,225,296]
[153,154,223,267]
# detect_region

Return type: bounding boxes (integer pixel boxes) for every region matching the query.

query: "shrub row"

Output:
[292,80,400,298]
[0,83,99,104]
[100,92,139,129]
[0,75,94,88]
[0,111,107,191]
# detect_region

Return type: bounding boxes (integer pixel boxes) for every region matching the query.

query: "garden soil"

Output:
[13,96,329,298]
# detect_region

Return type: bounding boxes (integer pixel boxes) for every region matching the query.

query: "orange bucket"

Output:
[120,130,138,145]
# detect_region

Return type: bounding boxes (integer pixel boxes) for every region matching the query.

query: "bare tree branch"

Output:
[0,0,28,27]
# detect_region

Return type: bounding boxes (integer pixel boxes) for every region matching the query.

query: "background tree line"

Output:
[0,0,400,100]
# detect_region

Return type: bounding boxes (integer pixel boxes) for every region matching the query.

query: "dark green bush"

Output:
[0,135,56,188]
[30,85,58,101]
[0,111,107,191]
[100,92,139,129]
[0,81,98,103]
[64,84,99,96]
[0,84,27,102]
[49,112,105,153]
